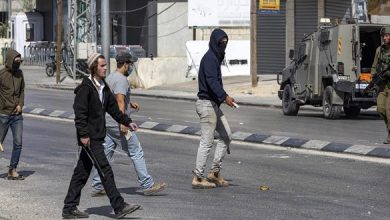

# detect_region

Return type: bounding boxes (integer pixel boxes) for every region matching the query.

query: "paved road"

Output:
[25,87,387,148]
[0,116,389,219]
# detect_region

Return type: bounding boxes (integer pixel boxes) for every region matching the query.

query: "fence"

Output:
[23,42,56,66]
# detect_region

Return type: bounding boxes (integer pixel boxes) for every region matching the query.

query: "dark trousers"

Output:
[63,140,124,213]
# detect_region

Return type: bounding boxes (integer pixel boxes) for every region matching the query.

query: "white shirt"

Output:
[89,75,105,103]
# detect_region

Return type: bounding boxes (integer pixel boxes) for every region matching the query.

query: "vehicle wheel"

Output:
[45,65,55,77]
[343,106,361,117]
[323,86,342,119]
[282,84,299,116]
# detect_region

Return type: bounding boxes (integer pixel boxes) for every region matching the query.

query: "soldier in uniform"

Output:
[372,25,390,144]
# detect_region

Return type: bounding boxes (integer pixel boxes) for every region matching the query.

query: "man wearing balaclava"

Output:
[0,48,25,180]
[192,28,236,189]
[373,26,390,144]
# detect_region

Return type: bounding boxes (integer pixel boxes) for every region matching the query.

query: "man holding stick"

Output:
[62,53,140,219]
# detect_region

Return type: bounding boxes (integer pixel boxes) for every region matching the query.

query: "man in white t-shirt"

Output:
[91,52,166,196]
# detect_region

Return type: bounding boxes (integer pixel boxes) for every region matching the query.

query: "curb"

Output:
[22,106,390,159]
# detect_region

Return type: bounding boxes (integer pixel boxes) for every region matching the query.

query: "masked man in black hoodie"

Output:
[0,49,25,180]
[192,29,235,189]
[62,53,140,219]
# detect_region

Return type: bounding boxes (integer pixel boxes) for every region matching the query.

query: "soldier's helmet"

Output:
[381,26,390,36]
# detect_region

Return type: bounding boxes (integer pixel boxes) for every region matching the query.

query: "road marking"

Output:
[139,121,159,129]
[302,140,330,150]
[344,145,376,155]
[166,124,187,133]
[30,108,45,114]
[23,114,390,164]
[231,131,252,140]
[263,136,290,145]
[49,110,66,117]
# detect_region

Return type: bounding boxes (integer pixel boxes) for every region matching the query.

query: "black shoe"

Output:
[62,208,89,219]
[115,203,141,219]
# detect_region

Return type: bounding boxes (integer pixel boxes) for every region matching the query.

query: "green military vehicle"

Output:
[277,21,385,119]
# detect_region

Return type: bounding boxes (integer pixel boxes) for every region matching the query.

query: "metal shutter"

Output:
[295,0,318,50]
[325,0,351,22]
[257,0,286,75]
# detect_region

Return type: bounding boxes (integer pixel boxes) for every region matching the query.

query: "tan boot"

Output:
[207,170,229,187]
[7,168,25,180]
[192,175,216,189]
[384,131,390,144]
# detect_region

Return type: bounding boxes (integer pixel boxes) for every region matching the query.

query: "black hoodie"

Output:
[197,29,228,106]
[73,77,132,145]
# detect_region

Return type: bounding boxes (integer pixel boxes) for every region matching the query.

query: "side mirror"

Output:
[289,49,294,60]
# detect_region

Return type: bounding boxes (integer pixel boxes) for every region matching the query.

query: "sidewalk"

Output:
[33,69,288,109]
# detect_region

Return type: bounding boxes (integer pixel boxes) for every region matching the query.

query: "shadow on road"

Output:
[0,170,35,179]
[86,205,141,219]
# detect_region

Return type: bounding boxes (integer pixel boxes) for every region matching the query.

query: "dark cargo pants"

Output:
[377,86,390,131]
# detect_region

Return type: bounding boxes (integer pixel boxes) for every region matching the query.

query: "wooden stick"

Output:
[0,143,3,152]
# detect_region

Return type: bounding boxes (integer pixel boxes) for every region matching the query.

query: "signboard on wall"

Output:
[188,0,250,27]
[258,0,280,15]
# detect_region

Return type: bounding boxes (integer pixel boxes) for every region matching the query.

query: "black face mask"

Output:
[12,62,21,71]
[218,42,227,52]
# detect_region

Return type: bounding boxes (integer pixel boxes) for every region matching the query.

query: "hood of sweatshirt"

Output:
[5,49,21,71]
[209,28,228,63]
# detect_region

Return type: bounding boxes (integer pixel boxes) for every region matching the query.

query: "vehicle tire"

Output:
[323,86,342,119]
[343,106,361,117]
[45,65,55,77]
[282,84,299,116]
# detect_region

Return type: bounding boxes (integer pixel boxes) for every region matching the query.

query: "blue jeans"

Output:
[91,127,154,190]
[0,114,23,169]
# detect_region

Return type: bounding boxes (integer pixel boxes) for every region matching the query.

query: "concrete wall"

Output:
[157,2,191,57]
[128,57,191,88]
[194,28,250,41]
[0,0,7,11]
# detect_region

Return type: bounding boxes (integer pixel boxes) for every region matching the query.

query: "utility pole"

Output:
[56,0,63,84]
[101,0,110,73]
[250,0,258,87]
[8,0,11,38]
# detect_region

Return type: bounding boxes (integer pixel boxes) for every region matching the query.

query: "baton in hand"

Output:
[83,146,105,181]
[0,143,3,152]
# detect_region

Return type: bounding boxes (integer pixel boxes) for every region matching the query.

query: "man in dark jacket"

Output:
[192,29,235,189]
[62,53,140,219]
[0,49,25,180]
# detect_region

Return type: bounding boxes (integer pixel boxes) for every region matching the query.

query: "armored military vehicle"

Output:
[277,21,385,119]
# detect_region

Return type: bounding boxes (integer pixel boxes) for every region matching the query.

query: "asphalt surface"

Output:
[21,85,390,159]
[0,116,390,219]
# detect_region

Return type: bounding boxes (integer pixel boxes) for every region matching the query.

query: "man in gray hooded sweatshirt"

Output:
[0,49,25,180]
